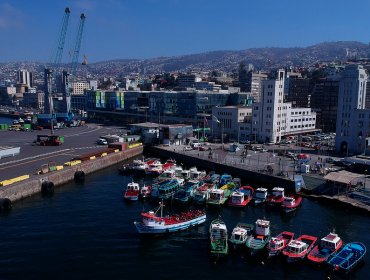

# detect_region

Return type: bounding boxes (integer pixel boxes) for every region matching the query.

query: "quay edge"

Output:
[0,146,143,204]
[146,146,296,191]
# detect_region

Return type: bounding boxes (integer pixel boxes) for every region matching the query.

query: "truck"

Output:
[35,135,65,146]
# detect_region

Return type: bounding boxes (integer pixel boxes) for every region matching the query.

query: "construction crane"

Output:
[60,13,86,113]
[69,13,86,78]
[44,7,71,114]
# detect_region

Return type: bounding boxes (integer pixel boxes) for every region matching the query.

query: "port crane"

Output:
[61,12,86,113]
[44,7,71,114]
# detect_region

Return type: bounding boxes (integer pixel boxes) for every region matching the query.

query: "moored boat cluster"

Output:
[120,157,366,275]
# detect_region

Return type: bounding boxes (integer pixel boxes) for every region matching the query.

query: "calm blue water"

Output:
[0,163,369,280]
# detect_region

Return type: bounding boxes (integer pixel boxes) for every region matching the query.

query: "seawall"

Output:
[0,146,143,203]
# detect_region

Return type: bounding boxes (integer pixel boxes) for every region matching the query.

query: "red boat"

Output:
[307,232,343,264]
[267,187,285,207]
[281,195,303,212]
[124,182,140,201]
[267,231,295,258]
[227,185,254,207]
[282,234,317,262]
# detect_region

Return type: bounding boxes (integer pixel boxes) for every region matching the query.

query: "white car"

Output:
[183,146,192,151]
[97,138,108,145]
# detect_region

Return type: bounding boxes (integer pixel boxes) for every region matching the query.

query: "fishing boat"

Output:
[180,169,191,180]
[131,159,147,174]
[253,187,268,205]
[282,235,317,263]
[219,174,232,186]
[145,160,163,176]
[267,231,295,258]
[267,187,285,207]
[307,232,343,264]
[189,167,207,181]
[232,178,241,188]
[245,219,271,256]
[139,185,152,200]
[173,180,200,204]
[134,202,206,234]
[229,223,254,250]
[228,185,254,207]
[209,218,228,257]
[156,179,183,201]
[327,242,366,273]
[227,191,249,207]
[192,183,214,205]
[239,185,254,200]
[281,194,303,212]
[154,169,176,183]
[206,183,234,206]
[124,181,140,201]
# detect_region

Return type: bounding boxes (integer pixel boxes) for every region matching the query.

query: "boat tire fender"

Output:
[0,198,12,211]
[41,181,55,194]
[74,171,85,183]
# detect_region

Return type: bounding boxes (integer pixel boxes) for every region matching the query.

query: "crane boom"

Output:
[52,7,71,68]
[70,13,86,77]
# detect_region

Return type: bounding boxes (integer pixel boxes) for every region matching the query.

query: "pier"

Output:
[0,124,143,207]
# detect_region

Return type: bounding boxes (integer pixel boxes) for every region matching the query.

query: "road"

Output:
[0,124,125,180]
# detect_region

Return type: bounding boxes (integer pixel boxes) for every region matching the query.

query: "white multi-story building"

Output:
[70,81,90,95]
[335,65,370,155]
[17,70,33,88]
[211,106,252,141]
[252,70,317,143]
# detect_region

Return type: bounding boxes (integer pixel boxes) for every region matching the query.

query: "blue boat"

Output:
[219,174,232,186]
[157,179,182,200]
[173,180,200,204]
[327,242,366,273]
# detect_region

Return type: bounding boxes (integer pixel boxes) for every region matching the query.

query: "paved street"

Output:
[0,124,126,180]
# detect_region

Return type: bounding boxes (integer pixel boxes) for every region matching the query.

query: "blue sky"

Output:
[1,0,370,62]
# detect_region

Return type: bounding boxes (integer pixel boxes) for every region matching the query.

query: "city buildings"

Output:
[335,65,370,155]
[17,70,34,89]
[252,70,317,143]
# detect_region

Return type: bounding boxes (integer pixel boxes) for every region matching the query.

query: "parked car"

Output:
[183,146,192,151]
[97,138,108,145]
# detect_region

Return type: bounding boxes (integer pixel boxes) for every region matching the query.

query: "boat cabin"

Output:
[286,240,308,254]
[174,166,183,176]
[271,187,285,197]
[254,188,268,199]
[158,169,175,180]
[210,223,228,239]
[190,169,206,180]
[320,233,341,250]
[230,192,244,204]
[255,219,270,236]
[127,182,140,191]
[220,174,232,186]
[208,189,225,203]
[269,237,284,250]
[181,170,191,180]
[142,211,165,226]
[282,196,295,207]
[231,227,249,242]
[140,186,151,196]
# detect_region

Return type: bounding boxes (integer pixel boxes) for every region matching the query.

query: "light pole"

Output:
[212,115,223,149]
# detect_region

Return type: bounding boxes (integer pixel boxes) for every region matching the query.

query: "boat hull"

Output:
[134,215,206,234]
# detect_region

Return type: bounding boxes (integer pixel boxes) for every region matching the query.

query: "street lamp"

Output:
[212,115,224,149]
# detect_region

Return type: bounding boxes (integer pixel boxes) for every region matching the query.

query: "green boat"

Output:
[246,219,271,256]
[206,182,235,206]
[229,223,254,250]
[209,218,228,257]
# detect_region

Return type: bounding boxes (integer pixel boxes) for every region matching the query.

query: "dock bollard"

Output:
[41,181,55,195]
[0,198,12,211]
[74,171,85,183]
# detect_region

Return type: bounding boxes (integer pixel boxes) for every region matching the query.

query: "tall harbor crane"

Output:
[44,7,71,114]
[61,13,86,113]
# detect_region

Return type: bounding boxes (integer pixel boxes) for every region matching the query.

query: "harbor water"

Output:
[0,163,369,280]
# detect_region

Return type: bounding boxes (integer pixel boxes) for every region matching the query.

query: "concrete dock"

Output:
[0,124,143,207]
